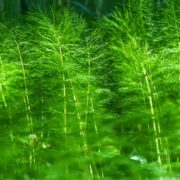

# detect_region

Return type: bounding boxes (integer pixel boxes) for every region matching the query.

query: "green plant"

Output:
[103,0,180,178]
[0,1,179,179]
[0,8,107,179]
[24,9,107,179]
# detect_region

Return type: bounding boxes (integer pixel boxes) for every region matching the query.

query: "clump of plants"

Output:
[103,0,180,179]
[0,1,179,179]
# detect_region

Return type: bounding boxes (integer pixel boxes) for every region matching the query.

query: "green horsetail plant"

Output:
[0,22,34,178]
[16,9,107,179]
[13,30,36,171]
[103,0,180,179]
[0,9,107,179]
[151,0,180,50]
[0,24,20,178]
[0,2,179,179]
[0,23,39,178]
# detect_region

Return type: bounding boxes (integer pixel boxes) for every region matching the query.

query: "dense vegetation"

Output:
[0,0,179,179]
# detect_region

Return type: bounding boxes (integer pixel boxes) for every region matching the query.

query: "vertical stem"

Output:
[141,63,162,166]
[58,45,68,179]
[0,56,7,108]
[85,53,95,179]
[67,71,93,178]
[16,41,33,131]
[164,137,172,172]
[67,72,82,134]
[40,96,44,139]
[58,46,92,178]
[85,49,104,178]
[85,53,91,128]
[15,39,35,167]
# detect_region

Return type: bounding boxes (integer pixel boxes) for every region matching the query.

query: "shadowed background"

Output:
[0,0,169,19]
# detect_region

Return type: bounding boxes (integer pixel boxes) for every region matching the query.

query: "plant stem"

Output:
[141,63,162,167]
[15,39,35,167]
[58,45,68,179]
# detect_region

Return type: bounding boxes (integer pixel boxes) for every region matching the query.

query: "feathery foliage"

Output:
[103,0,180,179]
[0,1,180,179]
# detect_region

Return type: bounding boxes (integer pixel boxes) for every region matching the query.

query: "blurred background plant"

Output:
[0,0,174,22]
[0,0,119,16]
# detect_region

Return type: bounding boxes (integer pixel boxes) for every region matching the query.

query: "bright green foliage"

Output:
[0,9,106,179]
[0,1,180,179]
[23,9,106,179]
[103,0,180,179]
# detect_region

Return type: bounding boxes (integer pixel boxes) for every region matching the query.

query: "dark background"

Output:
[0,0,169,20]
